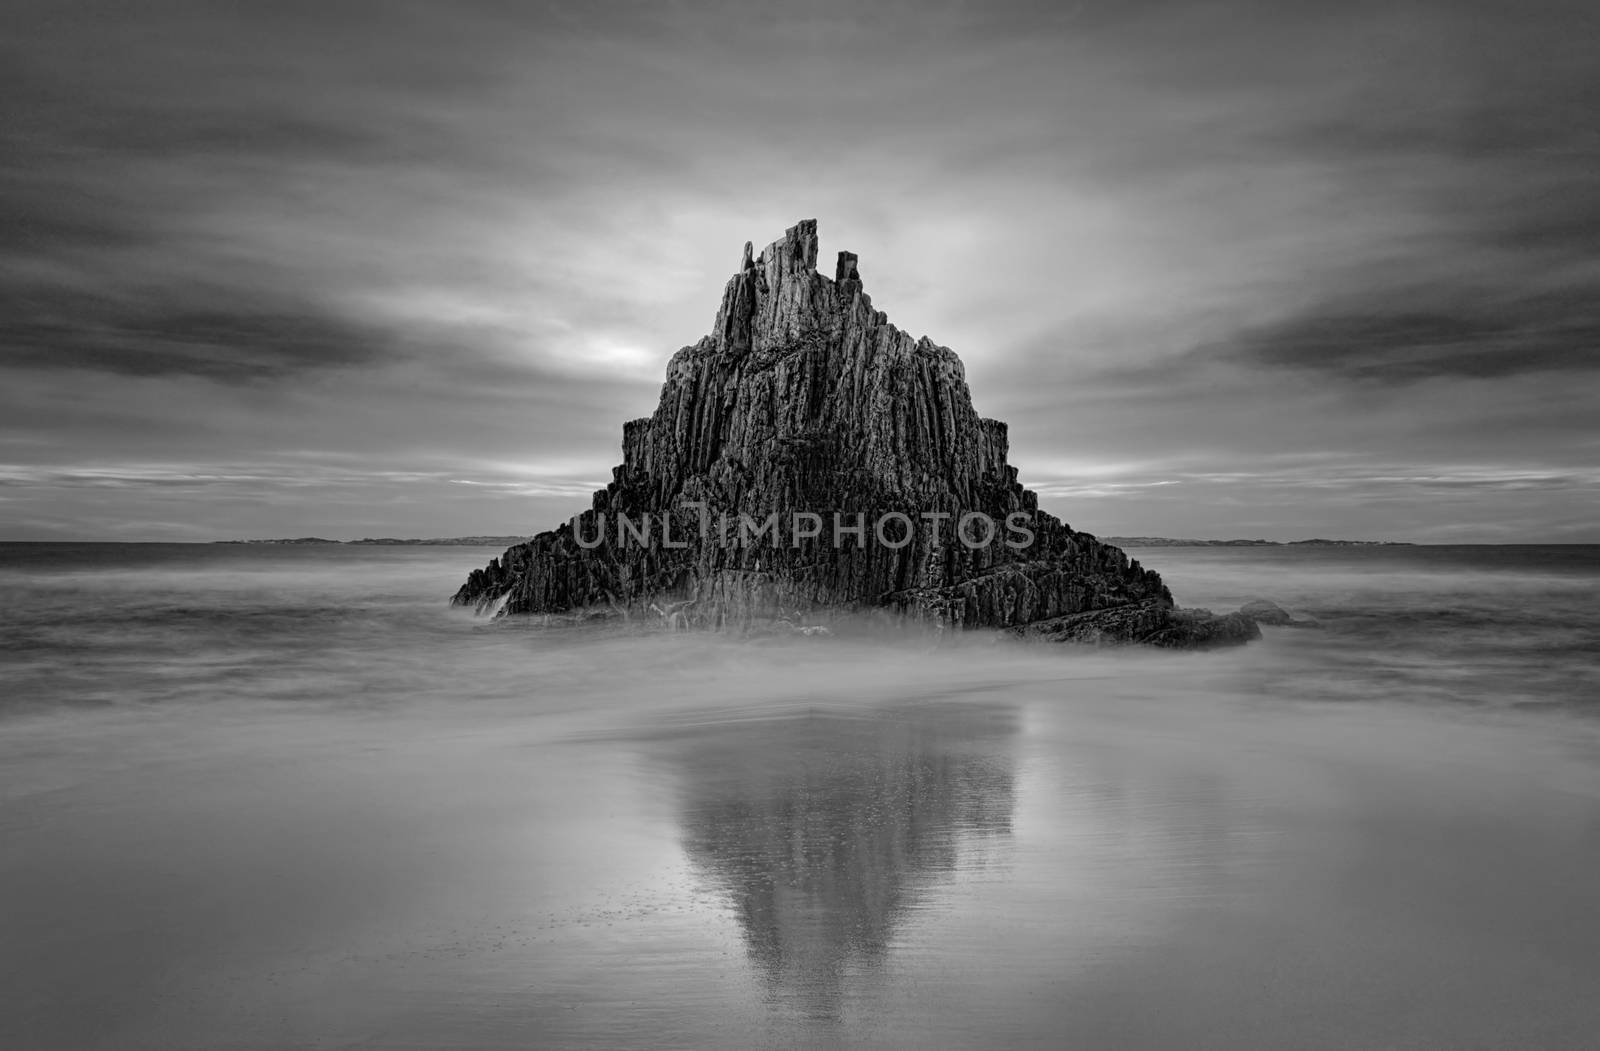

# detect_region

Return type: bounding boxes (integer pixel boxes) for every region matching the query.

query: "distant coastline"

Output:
[215,536,532,546]
[1104,537,1416,547]
[213,535,1413,548]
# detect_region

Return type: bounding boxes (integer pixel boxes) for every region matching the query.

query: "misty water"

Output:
[3,542,1599,1049]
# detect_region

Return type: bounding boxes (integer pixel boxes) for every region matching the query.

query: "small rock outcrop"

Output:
[1239,599,1295,626]
[1239,598,1321,629]
[453,220,1258,648]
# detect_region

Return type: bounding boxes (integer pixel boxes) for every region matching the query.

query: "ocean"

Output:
[2,541,1599,1049]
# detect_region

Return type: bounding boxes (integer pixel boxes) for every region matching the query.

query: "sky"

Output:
[2,0,1596,542]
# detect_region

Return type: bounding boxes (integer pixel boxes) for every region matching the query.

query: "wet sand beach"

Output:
[3,544,1600,1048]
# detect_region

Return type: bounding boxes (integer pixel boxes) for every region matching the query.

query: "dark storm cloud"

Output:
[1209,292,1600,383]
[0,288,395,380]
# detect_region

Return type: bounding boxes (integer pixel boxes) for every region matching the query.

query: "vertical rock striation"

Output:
[453,220,1257,647]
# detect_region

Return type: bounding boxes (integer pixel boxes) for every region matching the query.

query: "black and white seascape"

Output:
[4,3,1599,1049]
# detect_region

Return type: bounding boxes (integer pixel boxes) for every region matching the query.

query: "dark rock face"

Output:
[453,220,1256,648]
[1017,600,1260,648]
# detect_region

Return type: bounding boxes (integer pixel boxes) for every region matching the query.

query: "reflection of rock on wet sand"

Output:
[673,703,1016,1020]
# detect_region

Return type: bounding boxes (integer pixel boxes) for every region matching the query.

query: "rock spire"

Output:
[453,220,1256,647]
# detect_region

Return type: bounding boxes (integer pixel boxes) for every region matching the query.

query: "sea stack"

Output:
[454,220,1257,647]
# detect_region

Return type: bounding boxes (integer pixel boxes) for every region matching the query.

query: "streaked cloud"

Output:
[1,0,1596,540]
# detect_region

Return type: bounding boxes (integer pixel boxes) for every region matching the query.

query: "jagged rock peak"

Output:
[713,219,884,359]
[452,219,1259,649]
[776,217,819,271]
